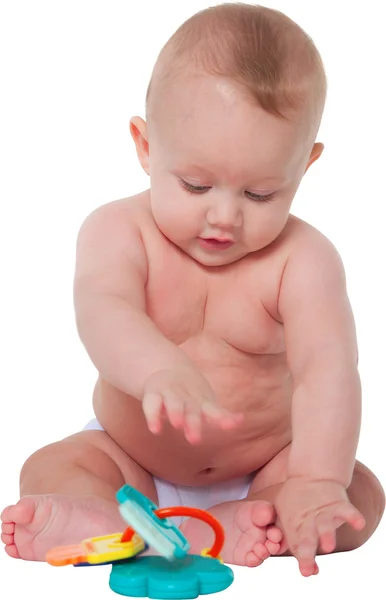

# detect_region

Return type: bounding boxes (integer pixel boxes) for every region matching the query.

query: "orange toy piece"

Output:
[46,532,145,567]
[46,543,87,566]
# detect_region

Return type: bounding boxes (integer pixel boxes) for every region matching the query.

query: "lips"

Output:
[198,237,234,251]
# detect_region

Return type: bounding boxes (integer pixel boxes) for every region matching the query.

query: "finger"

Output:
[163,393,184,429]
[201,401,229,423]
[218,411,244,430]
[201,401,244,429]
[315,513,338,554]
[142,393,164,434]
[298,551,319,578]
[183,407,202,444]
[292,521,319,577]
[335,502,366,530]
[319,531,336,554]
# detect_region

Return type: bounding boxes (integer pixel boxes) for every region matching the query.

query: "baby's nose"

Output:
[206,198,242,228]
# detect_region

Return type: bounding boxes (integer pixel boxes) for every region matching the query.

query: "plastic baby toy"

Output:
[46,484,234,599]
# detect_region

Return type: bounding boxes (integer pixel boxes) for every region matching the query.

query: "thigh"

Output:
[20,429,157,504]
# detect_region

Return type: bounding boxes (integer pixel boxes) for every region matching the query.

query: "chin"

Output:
[192,249,247,267]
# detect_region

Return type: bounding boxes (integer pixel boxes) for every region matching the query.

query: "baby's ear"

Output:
[305,142,324,173]
[130,117,150,175]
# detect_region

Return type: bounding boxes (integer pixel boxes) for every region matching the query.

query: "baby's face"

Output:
[146,76,315,266]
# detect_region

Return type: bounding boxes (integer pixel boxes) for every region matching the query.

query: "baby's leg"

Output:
[182,447,384,568]
[1,430,156,561]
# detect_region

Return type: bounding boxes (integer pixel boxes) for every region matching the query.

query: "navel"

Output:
[199,467,214,475]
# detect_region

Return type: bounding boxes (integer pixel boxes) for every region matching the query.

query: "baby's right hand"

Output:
[142,367,244,444]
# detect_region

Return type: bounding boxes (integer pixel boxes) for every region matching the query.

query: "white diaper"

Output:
[83,417,253,526]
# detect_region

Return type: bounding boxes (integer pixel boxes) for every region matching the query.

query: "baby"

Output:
[1,3,385,577]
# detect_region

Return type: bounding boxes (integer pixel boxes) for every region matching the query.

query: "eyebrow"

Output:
[177,164,285,184]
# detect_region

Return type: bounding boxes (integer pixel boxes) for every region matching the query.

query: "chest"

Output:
[144,239,285,356]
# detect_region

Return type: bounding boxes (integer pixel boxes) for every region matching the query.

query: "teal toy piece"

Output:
[117,485,190,560]
[109,555,234,599]
[47,484,234,598]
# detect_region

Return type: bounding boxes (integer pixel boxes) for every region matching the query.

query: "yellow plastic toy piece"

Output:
[46,532,145,566]
[200,547,224,564]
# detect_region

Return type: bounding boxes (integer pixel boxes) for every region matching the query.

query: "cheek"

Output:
[150,184,201,241]
[244,203,289,242]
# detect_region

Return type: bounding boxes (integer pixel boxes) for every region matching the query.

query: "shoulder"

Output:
[238,216,342,322]
[77,190,153,237]
[277,216,348,321]
[282,215,346,278]
[75,191,156,280]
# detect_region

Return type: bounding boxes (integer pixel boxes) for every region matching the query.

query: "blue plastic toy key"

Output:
[117,485,190,560]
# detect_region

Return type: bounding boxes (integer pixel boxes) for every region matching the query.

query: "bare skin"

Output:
[2,193,292,564]
[1,194,384,572]
[2,75,385,575]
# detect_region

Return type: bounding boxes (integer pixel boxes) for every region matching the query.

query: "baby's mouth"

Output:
[198,237,235,251]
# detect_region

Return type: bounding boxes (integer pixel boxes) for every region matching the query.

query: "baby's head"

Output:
[131,3,327,266]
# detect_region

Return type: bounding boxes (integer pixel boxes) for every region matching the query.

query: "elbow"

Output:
[291,352,361,393]
[73,284,99,347]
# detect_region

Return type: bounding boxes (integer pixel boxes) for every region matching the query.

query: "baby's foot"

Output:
[181,499,286,567]
[1,494,126,561]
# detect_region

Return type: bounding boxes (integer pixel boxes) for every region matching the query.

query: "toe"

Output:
[1,533,14,545]
[246,551,263,568]
[253,542,270,561]
[265,540,281,555]
[266,525,283,543]
[233,528,263,566]
[4,544,20,559]
[251,501,275,527]
[2,499,35,526]
[1,522,15,535]
[235,502,268,536]
[0,505,15,523]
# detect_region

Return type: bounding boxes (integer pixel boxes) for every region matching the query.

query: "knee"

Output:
[19,442,63,494]
[19,434,125,496]
[367,468,385,530]
[20,438,86,477]
[354,461,385,534]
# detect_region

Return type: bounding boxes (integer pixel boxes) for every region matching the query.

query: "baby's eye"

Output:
[245,191,274,203]
[179,178,274,202]
[179,179,211,194]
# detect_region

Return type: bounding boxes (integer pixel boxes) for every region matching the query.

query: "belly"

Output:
[93,354,292,485]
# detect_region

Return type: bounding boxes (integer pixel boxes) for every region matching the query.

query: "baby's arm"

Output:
[74,202,191,399]
[276,227,364,575]
[74,202,241,441]
[278,230,360,485]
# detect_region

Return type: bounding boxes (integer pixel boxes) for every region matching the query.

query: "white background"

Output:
[0,1,385,598]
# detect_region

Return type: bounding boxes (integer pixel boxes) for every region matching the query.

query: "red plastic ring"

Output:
[155,507,224,558]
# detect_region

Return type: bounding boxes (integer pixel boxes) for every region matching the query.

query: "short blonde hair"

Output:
[146,3,327,132]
